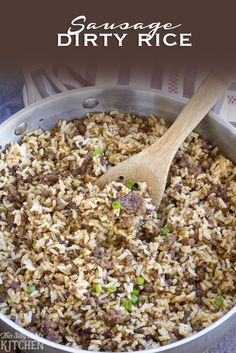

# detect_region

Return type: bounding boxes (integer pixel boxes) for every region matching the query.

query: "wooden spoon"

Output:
[96,74,231,208]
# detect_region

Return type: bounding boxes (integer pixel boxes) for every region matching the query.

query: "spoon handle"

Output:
[153,73,231,160]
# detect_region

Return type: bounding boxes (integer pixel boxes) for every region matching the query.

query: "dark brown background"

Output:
[0,0,235,70]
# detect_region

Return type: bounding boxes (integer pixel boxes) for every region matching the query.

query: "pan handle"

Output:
[22,66,92,106]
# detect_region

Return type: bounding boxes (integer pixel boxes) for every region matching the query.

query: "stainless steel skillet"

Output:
[0,86,235,353]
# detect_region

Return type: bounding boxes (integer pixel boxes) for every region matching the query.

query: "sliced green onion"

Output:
[94,283,102,293]
[122,299,132,311]
[131,294,139,304]
[131,288,140,296]
[27,284,36,294]
[214,297,224,307]
[112,201,121,210]
[161,226,170,236]
[136,276,145,286]
[92,149,103,157]
[125,180,138,190]
[107,285,117,293]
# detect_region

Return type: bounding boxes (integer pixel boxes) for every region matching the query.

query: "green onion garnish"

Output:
[107,285,117,293]
[125,181,138,190]
[122,299,132,311]
[214,297,224,307]
[130,288,140,304]
[136,276,145,286]
[27,284,36,294]
[161,226,170,236]
[131,294,139,304]
[131,288,140,296]
[94,283,102,293]
[112,201,121,210]
[92,149,103,157]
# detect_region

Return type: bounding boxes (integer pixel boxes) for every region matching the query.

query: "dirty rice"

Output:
[0,112,235,351]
